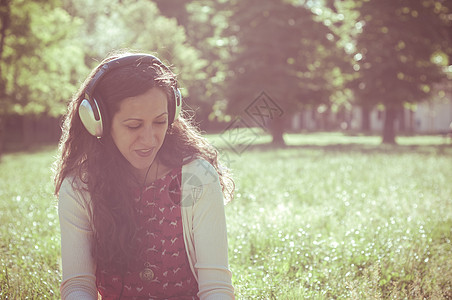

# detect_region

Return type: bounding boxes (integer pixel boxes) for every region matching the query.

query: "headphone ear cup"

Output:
[79,98,104,137]
[172,87,182,122]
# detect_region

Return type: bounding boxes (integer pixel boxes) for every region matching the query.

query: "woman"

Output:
[54,51,235,299]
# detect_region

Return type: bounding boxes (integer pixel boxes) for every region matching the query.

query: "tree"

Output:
[0,0,87,152]
[223,0,346,145]
[152,0,233,128]
[63,0,206,114]
[349,0,452,143]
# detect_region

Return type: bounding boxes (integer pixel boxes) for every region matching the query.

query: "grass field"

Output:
[1,133,451,299]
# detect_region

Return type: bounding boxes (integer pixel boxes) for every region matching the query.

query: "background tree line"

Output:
[0,0,451,154]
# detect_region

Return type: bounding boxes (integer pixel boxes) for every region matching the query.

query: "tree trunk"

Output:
[398,106,405,133]
[408,109,415,134]
[382,106,397,144]
[361,105,371,132]
[22,115,35,149]
[270,117,285,146]
[0,115,4,158]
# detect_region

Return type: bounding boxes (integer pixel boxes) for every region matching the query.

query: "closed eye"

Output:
[126,124,141,130]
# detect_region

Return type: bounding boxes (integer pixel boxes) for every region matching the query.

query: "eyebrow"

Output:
[122,112,168,123]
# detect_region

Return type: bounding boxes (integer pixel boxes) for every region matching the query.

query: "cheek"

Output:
[110,119,122,144]
[112,127,134,151]
[157,127,168,144]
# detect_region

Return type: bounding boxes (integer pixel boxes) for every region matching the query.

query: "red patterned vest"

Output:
[96,167,199,299]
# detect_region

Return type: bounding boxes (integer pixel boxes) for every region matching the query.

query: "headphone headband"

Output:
[79,54,182,138]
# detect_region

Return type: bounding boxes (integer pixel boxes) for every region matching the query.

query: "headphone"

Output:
[78,54,182,138]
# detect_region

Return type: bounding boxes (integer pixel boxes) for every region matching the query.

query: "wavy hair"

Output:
[54,50,234,272]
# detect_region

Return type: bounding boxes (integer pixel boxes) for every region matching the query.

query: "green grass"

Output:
[0,146,61,299]
[1,133,451,299]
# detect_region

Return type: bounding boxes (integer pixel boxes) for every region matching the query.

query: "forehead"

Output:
[115,88,168,117]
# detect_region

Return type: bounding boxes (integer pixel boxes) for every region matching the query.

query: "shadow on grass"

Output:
[235,142,452,156]
[1,142,57,157]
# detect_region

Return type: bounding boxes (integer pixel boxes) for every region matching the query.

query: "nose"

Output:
[139,124,156,145]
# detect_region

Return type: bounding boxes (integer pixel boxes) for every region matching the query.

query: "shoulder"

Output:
[181,158,219,185]
[60,175,88,195]
[180,158,224,208]
[59,175,92,209]
[58,176,94,241]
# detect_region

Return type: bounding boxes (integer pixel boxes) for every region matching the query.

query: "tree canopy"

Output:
[62,0,206,94]
[223,0,348,144]
[0,0,86,117]
[0,0,451,150]
[346,0,452,143]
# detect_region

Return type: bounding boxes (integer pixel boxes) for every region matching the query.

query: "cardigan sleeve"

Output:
[58,177,97,300]
[182,159,235,299]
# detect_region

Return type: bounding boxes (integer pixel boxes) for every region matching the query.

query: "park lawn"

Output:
[0,146,61,299]
[1,133,451,299]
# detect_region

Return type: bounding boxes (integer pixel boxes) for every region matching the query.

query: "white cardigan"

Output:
[58,158,234,299]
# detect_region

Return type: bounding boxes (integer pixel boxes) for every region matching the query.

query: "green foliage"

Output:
[1,0,87,116]
[154,0,233,121]
[1,0,207,119]
[62,0,206,98]
[218,0,352,144]
[1,135,451,298]
[0,0,451,147]
[224,0,343,112]
[319,0,452,143]
[350,0,451,107]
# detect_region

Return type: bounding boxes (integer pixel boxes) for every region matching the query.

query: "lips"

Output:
[135,148,154,158]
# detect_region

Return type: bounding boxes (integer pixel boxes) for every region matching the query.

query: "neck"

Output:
[136,160,173,187]
[136,159,159,186]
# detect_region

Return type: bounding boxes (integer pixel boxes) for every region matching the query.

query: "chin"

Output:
[132,162,151,172]
[132,157,156,171]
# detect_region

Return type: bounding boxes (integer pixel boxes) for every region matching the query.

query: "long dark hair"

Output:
[54,50,234,272]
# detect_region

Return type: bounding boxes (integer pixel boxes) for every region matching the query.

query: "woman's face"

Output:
[111,87,168,179]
